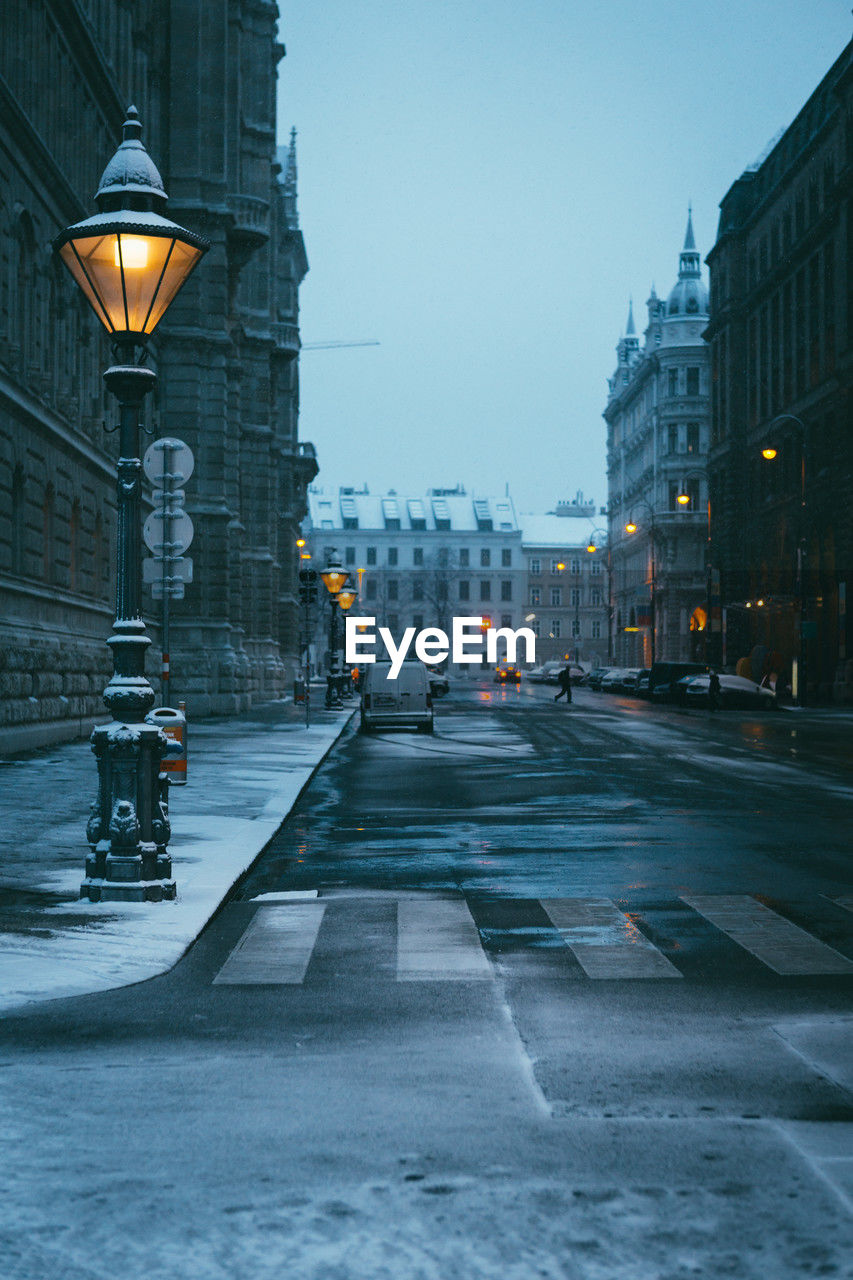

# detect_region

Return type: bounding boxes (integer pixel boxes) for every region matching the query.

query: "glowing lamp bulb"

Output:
[762,447,778,461]
[625,521,637,534]
[676,493,690,506]
[114,236,149,268]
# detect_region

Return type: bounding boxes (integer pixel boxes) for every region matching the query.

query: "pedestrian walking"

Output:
[554,666,573,704]
[708,670,721,712]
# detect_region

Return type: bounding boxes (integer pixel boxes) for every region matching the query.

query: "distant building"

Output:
[604,213,711,667]
[519,496,609,667]
[704,39,852,700]
[0,3,316,752]
[305,486,525,671]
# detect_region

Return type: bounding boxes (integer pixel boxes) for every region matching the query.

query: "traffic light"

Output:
[299,568,319,606]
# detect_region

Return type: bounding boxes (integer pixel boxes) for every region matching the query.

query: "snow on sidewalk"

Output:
[0,704,355,1014]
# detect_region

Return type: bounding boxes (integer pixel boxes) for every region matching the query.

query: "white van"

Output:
[360,661,434,733]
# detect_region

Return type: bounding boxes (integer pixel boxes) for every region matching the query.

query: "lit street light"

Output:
[53,107,209,902]
[760,413,811,705]
[624,501,657,666]
[319,551,350,709]
[586,528,612,660]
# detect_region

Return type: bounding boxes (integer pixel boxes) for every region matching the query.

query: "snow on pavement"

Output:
[0,707,355,1014]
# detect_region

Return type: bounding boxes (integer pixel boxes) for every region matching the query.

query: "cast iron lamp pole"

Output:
[53,107,209,901]
[319,552,350,709]
[624,500,657,667]
[585,529,612,661]
[760,414,810,705]
[335,586,358,699]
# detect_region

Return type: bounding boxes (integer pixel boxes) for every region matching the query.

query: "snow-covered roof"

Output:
[307,489,520,533]
[520,513,603,549]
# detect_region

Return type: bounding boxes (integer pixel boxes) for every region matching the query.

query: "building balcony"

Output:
[272,322,301,359]
[226,193,270,263]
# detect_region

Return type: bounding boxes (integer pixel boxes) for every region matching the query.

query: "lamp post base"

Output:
[83,719,175,902]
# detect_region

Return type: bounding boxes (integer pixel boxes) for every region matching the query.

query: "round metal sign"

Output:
[143,509,194,554]
[143,437,194,485]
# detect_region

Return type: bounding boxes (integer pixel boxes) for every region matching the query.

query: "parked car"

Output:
[360,660,434,733]
[619,668,643,693]
[495,662,522,684]
[540,661,570,685]
[649,661,708,703]
[586,667,613,691]
[635,669,652,697]
[682,672,778,710]
[526,664,550,683]
[426,666,449,698]
[600,668,628,692]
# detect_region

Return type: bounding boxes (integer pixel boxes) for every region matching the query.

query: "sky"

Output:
[276,2,850,515]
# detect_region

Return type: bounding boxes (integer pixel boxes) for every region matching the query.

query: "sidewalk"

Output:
[0,696,356,1015]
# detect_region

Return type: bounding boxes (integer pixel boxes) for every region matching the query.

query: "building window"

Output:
[366,579,377,600]
[458,580,470,601]
[530,586,541,605]
[501,614,512,628]
[550,558,563,574]
[550,619,561,638]
[480,548,491,567]
[413,614,424,630]
[592,620,601,639]
[571,558,581,575]
[668,424,678,454]
[531,619,541,637]
[367,546,377,566]
[571,588,580,607]
[387,614,399,632]
[590,560,601,575]
[500,580,512,601]
[412,577,424,600]
[413,547,424,566]
[591,587,602,606]
[686,422,700,454]
[668,368,678,397]
[459,548,470,567]
[550,587,561,606]
[686,367,700,396]
[571,619,581,638]
[388,579,398,600]
[345,546,355,565]
[480,580,491,600]
[501,548,512,567]
[529,557,540,575]
[388,547,398,566]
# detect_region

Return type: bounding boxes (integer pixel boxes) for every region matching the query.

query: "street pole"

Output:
[53,106,209,902]
[85,363,175,901]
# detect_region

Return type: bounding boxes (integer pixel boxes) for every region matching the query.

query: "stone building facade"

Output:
[604,214,712,668]
[0,1,316,752]
[704,39,852,699]
[520,499,609,668]
[305,487,526,673]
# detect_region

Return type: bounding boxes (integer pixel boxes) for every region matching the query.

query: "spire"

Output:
[626,297,636,336]
[683,204,696,252]
[280,127,299,230]
[677,206,700,279]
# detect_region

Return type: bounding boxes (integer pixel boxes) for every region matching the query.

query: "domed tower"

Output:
[664,208,709,323]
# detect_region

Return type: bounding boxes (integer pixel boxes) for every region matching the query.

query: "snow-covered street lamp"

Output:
[319,552,350,709]
[54,107,209,902]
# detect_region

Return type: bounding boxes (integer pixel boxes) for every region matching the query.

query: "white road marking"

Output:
[540,897,681,979]
[681,895,853,975]
[396,896,493,981]
[213,904,326,985]
[834,897,853,915]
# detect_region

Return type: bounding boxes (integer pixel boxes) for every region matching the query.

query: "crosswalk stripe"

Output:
[540,897,681,979]
[213,903,326,985]
[681,895,853,976]
[396,896,493,981]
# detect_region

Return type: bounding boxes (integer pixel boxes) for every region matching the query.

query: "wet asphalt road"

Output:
[1,681,852,1278]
